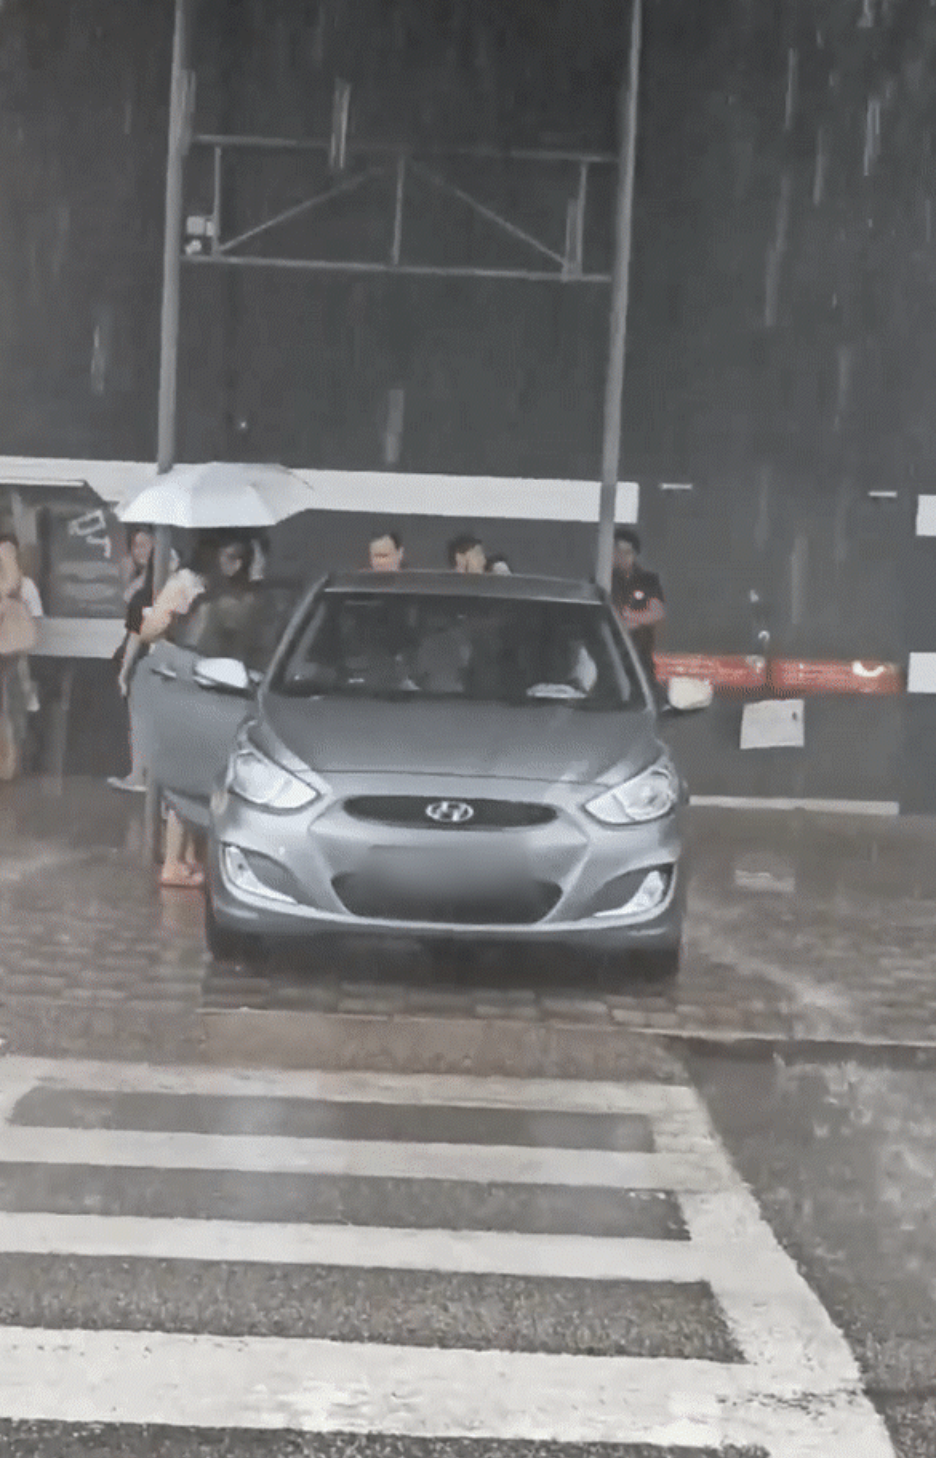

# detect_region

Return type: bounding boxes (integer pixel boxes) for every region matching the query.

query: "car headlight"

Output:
[586,760,680,825]
[226,743,321,811]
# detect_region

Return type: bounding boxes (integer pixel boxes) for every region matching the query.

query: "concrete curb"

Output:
[199,1010,688,1081]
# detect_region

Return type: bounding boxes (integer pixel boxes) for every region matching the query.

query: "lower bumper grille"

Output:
[332,874,561,925]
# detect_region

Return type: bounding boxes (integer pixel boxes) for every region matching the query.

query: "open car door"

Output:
[132,579,302,828]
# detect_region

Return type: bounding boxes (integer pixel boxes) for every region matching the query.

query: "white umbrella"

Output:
[117,461,316,529]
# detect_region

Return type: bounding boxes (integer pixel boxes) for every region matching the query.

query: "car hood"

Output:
[261,694,661,786]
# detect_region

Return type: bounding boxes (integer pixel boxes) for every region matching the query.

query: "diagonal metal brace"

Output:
[408,160,566,268]
[217,164,383,255]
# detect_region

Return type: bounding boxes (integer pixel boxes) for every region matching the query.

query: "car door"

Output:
[133,579,301,825]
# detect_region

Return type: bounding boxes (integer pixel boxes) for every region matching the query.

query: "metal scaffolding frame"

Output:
[181,130,617,283]
[157,0,641,594]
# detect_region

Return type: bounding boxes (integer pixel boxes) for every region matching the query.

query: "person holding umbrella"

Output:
[117,463,317,880]
[138,530,251,888]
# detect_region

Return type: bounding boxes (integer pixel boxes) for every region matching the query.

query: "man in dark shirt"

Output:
[610,526,666,690]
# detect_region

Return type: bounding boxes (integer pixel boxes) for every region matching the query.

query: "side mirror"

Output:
[192,657,254,696]
[661,676,714,714]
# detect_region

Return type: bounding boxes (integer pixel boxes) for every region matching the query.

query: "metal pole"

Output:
[158,0,190,483]
[145,0,190,860]
[595,0,643,592]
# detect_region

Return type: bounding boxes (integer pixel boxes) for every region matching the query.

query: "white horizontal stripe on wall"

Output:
[915,494,936,535]
[0,457,152,502]
[907,653,936,693]
[32,618,124,659]
[0,456,640,524]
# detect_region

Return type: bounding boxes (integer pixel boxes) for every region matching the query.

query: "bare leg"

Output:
[15,655,37,711]
[164,809,185,864]
[160,810,204,887]
[107,662,148,792]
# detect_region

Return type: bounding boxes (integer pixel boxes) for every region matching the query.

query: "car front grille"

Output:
[343,796,557,830]
[332,874,561,925]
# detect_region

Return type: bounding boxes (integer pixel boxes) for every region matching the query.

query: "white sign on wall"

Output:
[915,495,936,535]
[740,698,805,750]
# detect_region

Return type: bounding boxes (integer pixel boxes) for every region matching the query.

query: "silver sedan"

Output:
[137,571,707,980]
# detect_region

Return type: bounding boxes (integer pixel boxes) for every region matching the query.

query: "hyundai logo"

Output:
[425,800,475,825]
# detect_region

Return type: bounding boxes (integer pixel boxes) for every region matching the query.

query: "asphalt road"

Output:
[0,1052,922,1458]
[1,784,935,1454]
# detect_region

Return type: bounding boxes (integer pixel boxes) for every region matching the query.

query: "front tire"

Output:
[204,893,265,968]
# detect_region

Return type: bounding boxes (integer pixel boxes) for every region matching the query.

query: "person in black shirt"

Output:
[610,526,666,691]
[107,551,156,792]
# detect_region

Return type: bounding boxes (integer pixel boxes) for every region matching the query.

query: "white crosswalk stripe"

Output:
[0,1055,896,1457]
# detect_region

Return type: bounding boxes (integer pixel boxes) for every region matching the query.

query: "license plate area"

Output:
[364,844,526,891]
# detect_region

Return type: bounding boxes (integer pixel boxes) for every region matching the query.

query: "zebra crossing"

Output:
[0,1056,896,1456]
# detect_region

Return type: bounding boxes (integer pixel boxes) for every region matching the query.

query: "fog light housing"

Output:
[596,867,671,918]
[222,845,298,905]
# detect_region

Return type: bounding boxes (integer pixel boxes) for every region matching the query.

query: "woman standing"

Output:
[108,527,156,792]
[138,531,251,888]
[121,526,155,606]
[0,534,38,781]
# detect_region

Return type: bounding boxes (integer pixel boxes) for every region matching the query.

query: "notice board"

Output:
[45,505,127,619]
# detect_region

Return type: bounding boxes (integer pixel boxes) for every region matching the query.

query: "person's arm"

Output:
[620,598,665,629]
[138,575,185,644]
[0,541,21,599]
[618,573,666,630]
[15,578,39,617]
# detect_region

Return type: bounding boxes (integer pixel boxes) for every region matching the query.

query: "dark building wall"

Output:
[0,0,170,457]
[0,0,928,684]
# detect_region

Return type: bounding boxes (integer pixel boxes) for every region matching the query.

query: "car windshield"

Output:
[273,591,645,709]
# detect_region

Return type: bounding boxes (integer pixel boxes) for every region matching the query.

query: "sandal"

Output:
[160,862,205,889]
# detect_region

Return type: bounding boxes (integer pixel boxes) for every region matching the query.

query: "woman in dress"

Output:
[108,528,156,792]
[138,531,251,888]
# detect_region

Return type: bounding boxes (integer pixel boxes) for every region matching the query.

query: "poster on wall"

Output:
[45,505,127,619]
[739,698,805,750]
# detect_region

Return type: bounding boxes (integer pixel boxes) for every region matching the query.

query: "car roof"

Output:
[324,571,606,605]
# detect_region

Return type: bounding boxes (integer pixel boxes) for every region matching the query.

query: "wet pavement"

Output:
[1,777,936,1062]
[688,1043,936,1457]
[0,780,934,1453]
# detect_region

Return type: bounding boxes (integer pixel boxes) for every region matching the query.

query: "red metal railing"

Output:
[653,653,904,696]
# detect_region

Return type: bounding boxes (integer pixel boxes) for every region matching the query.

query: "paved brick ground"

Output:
[1,778,936,1061]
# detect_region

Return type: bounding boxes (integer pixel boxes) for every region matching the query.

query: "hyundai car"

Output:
[135,571,707,980]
